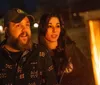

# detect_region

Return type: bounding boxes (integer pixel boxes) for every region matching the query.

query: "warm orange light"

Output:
[89,20,100,85]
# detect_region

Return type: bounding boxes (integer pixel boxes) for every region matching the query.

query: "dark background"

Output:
[0,0,97,84]
[0,0,100,17]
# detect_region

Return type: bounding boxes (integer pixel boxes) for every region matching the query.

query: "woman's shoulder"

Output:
[65,40,76,50]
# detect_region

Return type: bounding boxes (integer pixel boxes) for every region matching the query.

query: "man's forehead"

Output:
[9,22,19,27]
[21,17,30,23]
[10,16,30,24]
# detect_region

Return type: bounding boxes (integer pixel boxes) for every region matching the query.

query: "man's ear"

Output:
[4,27,8,34]
[4,27,9,38]
[4,27,7,32]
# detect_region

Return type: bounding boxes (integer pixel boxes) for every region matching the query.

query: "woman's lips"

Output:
[51,34,58,38]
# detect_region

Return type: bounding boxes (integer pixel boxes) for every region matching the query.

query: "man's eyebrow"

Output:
[26,20,30,23]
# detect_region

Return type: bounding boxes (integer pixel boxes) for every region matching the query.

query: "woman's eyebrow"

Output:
[57,23,60,24]
[48,23,60,25]
[48,23,52,25]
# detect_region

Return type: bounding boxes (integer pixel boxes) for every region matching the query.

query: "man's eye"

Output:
[16,24,20,27]
[26,24,30,27]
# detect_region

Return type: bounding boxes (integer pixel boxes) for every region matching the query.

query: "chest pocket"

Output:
[22,49,46,79]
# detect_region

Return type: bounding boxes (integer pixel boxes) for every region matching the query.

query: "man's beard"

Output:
[9,33,33,51]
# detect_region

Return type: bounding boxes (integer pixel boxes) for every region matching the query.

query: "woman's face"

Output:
[45,17,61,42]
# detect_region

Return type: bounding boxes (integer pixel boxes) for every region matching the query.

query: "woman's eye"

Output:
[48,25,52,28]
[56,25,60,28]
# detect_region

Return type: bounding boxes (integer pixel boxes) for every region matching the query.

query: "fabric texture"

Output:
[0,42,57,85]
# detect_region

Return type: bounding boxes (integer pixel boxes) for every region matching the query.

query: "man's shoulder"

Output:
[32,43,49,56]
[0,46,5,53]
[0,46,7,60]
[32,43,48,51]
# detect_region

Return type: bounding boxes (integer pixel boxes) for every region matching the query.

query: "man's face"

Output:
[7,16,32,51]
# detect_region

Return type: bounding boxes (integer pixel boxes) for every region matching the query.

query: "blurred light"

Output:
[73,13,77,16]
[89,20,100,85]
[0,25,3,33]
[33,23,39,28]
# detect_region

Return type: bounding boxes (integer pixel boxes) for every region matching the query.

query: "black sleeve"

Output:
[61,44,94,85]
[44,52,58,85]
[72,44,94,85]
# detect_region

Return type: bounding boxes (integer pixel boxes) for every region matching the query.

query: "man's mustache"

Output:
[19,32,29,37]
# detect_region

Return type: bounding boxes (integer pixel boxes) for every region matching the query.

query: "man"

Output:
[0,8,57,85]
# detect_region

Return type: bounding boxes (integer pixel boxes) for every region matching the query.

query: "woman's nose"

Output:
[52,27,57,32]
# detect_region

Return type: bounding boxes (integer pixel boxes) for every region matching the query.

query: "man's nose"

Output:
[21,25,27,31]
[21,32,27,36]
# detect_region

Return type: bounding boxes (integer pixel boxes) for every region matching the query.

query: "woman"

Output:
[38,13,92,85]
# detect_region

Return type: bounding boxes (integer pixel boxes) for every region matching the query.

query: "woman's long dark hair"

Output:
[38,13,74,78]
[38,13,73,48]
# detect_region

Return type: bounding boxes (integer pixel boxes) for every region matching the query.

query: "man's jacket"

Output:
[0,43,57,85]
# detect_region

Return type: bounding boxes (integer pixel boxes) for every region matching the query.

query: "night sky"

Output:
[0,0,100,17]
[0,0,38,17]
[69,0,100,12]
